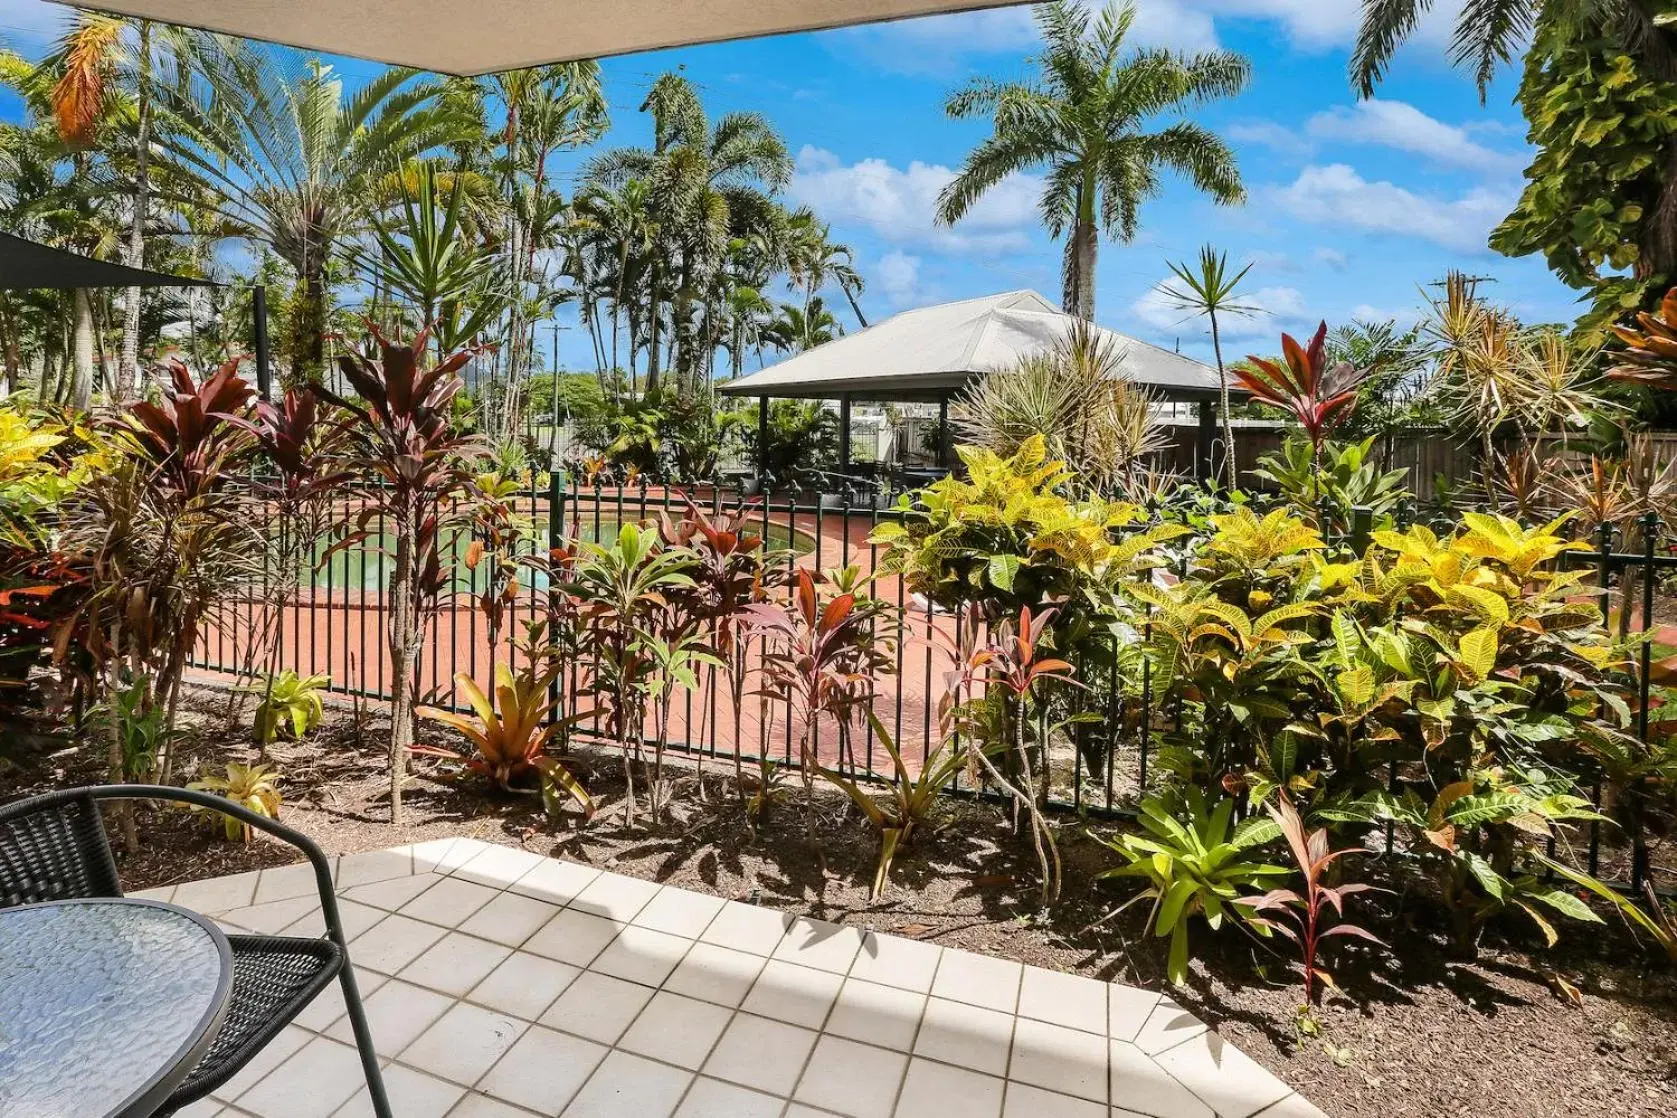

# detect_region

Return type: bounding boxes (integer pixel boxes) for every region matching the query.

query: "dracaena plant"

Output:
[463,469,540,661]
[57,357,263,814]
[320,325,486,824]
[235,386,347,737]
[745,565,897,831]
[415,661,593,819]
[1240,793,1384,1030]
[660,500,781,798]
[818,617,1010,898]
[1236,323,1368,460]
[563,521,698,828]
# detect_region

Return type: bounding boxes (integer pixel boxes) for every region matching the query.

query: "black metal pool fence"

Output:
[190,476,1671,895]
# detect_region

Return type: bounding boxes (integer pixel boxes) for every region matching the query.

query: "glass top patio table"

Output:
[0,898,232,1118]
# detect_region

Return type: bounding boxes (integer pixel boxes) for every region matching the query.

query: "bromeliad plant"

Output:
[188,762,284,844]
[415,658,593,818]
[321,326,486,824]
[1096,788,1291,985]
[238,670,330,748]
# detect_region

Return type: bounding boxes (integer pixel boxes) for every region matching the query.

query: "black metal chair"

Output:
[0,784,391,1117]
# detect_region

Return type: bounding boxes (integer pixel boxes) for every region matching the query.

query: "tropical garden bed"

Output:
[4,684,1675,1118]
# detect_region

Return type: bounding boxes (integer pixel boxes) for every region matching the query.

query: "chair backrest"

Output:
[0,792,123,909]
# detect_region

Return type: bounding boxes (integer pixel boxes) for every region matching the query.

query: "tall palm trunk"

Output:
[645,264,663,397]
[0,295,20,395]
[71,288,95,411]
[1063,179,1099,321]
[119,20,152,401]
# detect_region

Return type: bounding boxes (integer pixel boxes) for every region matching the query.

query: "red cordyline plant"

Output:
[660,499,778,798]
[745,565,896,827]
[1236,323,1368,457]
[320,325,486,823]
[231,387,349,730]
[970,604,1078,905]
[1240,793,1384,1028]
[55,357,262,836]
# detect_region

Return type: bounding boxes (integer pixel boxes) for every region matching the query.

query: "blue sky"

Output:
[0,0,1569,369]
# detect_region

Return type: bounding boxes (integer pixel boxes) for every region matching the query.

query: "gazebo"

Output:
[717,289,1237,484]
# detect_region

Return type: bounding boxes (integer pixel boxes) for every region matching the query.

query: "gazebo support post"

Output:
[253,284,272,401]
[757,395,769,493]
[838,395,852,482]
[938,397,952,470]
[1196,399,1217,483]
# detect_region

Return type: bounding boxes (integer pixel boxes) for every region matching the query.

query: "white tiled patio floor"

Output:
[137,838,1323,1118]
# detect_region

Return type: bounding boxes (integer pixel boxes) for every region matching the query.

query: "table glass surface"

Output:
[0,900,226,1117]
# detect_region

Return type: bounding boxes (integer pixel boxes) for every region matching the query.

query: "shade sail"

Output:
[62,0,1034,77]
[719,289,1231,403]
[0,231,216,290]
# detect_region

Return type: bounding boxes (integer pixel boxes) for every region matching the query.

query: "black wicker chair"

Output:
[0,785,391,1117]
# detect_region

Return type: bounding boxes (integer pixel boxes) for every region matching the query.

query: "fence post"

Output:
[1632,511,1659,891]
[1590,519,1615,877]
[1349,505,1373,553]
[547,468,565,724]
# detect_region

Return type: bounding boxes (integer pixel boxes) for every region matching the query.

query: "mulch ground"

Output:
[4,684,1677,1118]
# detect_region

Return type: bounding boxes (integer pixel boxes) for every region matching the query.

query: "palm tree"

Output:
[785,208,867,327]
[586,73,790,396]
[571,177,657,392]
[1352,0,1675,97]
[162,50,470,379]
[936,0,1249,320]
[1159,245,1257,483]
[767,297,842,354]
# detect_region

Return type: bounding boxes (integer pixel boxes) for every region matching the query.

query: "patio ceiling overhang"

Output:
[0,231,216,290]
[59,0,1037,77]
[718,289,1239,405]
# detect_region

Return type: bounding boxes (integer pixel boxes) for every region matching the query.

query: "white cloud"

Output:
[1247,285,1308,319]
[1243,249,1296,273]
[1270,164,1514,253]
[833,0,1219,75]
[1350,302,1425,326]
[1132,282,1194,332]
[1314,247,1348,270]
[1228,121,1311,157]
[1306,99,1525,172]
[876,251,924,306]
[789,145,1040,253]
[1193,0,1465,52]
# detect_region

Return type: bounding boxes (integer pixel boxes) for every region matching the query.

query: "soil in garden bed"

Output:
[4,685,1677,1118]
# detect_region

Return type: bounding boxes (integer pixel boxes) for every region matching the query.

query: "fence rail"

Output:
[189,475,1674,895]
